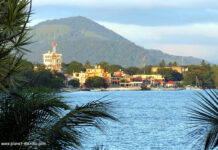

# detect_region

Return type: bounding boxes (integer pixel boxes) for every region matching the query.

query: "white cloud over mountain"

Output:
[31,0,218,63]
[99,22,218,40]
[99,21,218,63]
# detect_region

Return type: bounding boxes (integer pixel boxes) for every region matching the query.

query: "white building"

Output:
[43,41,62,72]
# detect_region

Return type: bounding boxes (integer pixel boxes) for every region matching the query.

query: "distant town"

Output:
[35,41,218,91]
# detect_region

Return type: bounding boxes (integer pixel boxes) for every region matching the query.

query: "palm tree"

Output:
[188,90,218,150]
[0,89,118,149]
[0,1,119,149]
[0,0,32,92]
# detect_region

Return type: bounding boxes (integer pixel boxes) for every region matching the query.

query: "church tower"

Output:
[43,40,62,72]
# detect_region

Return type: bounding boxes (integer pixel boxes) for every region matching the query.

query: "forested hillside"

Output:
[26,16,202,67]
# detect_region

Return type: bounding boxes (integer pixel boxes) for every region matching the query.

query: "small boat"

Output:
[80,87,90,91]
[150,87,184,91]
[185,76,202,90]
[185,85,202,90]
[106,87,141,91]
[60,88,80,92]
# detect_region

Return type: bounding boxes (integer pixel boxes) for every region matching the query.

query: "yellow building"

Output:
[133,74,164,80]
[43,41,62,72]
[86,65,110,78]
[72,65,111,86]
[71,72,86,85]
[151,66,188,74]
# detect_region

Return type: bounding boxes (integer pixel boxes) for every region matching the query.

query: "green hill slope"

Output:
[26,16,202,67]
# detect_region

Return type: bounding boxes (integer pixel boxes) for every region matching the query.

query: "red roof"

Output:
[136,76,142,79]
[157,79,163,83]
[165,81,176,84]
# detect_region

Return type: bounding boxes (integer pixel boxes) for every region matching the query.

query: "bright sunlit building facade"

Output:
[43,41,62,72]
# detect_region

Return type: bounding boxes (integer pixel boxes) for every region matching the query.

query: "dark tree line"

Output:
[85,76,108,88]
[183,60,217,88]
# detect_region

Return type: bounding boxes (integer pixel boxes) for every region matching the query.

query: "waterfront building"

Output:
[86,65,111,82]
[113,69,126,77]
[43,41,62,72]
[133,74,164,80]
[165,81,177,88]
[71,72,86,86]
[111,69,126,87]
[70,65,111,87]
[119,74,165,88]
[151,66,188,74]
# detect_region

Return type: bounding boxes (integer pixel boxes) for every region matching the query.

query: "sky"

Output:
[31,0,218,64]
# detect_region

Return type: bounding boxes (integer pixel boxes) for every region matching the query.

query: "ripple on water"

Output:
[62,90,198,150]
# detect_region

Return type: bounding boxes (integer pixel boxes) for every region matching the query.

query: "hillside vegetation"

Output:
[26,16,202,67]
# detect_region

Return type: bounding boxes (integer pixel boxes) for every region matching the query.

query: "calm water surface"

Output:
[62,90,198,150]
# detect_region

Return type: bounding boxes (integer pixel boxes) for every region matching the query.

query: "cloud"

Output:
[154,44,218,64]
[33,0,218,9]
[29,19,47,26]
[98,21,218,62]
[99,21,218,41]
[154,44,217,58]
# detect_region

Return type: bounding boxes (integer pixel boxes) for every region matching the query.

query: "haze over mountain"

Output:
[26,16,203,67]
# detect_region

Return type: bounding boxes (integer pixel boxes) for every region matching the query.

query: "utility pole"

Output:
[143,52,146,74]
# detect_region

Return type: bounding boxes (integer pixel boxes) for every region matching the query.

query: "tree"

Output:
[141,65,152,74]
[211,65,218,89]
[62,62,68,73]
[85,60,92,68]
[0,1,118,149]
[125,67,141,75]
[201,60,207,67]
[21,59,34,70]
[159,59,166,67]
[0,0,32,92]
[157,68,183,81]
[188,90,218,150]
[66,61,85,73]
[34,64,46,71]
[85,76,108,88]
[97,61,109,71]
[20,70,65,90]
[168,61,173,67]
[173,61,178,66]
[107,64,123,74]
[69,79,80,88]
[0,89,118,149]
[183,65,214,88]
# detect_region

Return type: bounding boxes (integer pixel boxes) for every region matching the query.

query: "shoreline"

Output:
[61,87,188,92]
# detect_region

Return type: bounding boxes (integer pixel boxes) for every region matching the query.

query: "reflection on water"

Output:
[62,90,198,150]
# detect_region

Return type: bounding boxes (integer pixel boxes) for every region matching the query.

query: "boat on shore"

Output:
[80,87,90,91]
[106,87,141,91]
[91,88,107,91]
[60,88,80,92]
[150,87,184,91]
[185,76,202,90]
[185,85,202,90]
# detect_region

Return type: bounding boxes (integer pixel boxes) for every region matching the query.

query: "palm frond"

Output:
[0,89,119,150]
[188,89,218,150]
[0,89,68,144]
[39,100,119,149]
[0,0,32,92]
[93,144,109,150]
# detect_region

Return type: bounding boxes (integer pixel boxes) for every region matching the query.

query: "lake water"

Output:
[62,90,200,150]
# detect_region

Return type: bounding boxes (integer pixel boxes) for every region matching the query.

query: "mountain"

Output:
[26,16,202,67]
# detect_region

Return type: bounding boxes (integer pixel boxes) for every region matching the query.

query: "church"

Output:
[43,41,62,72]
